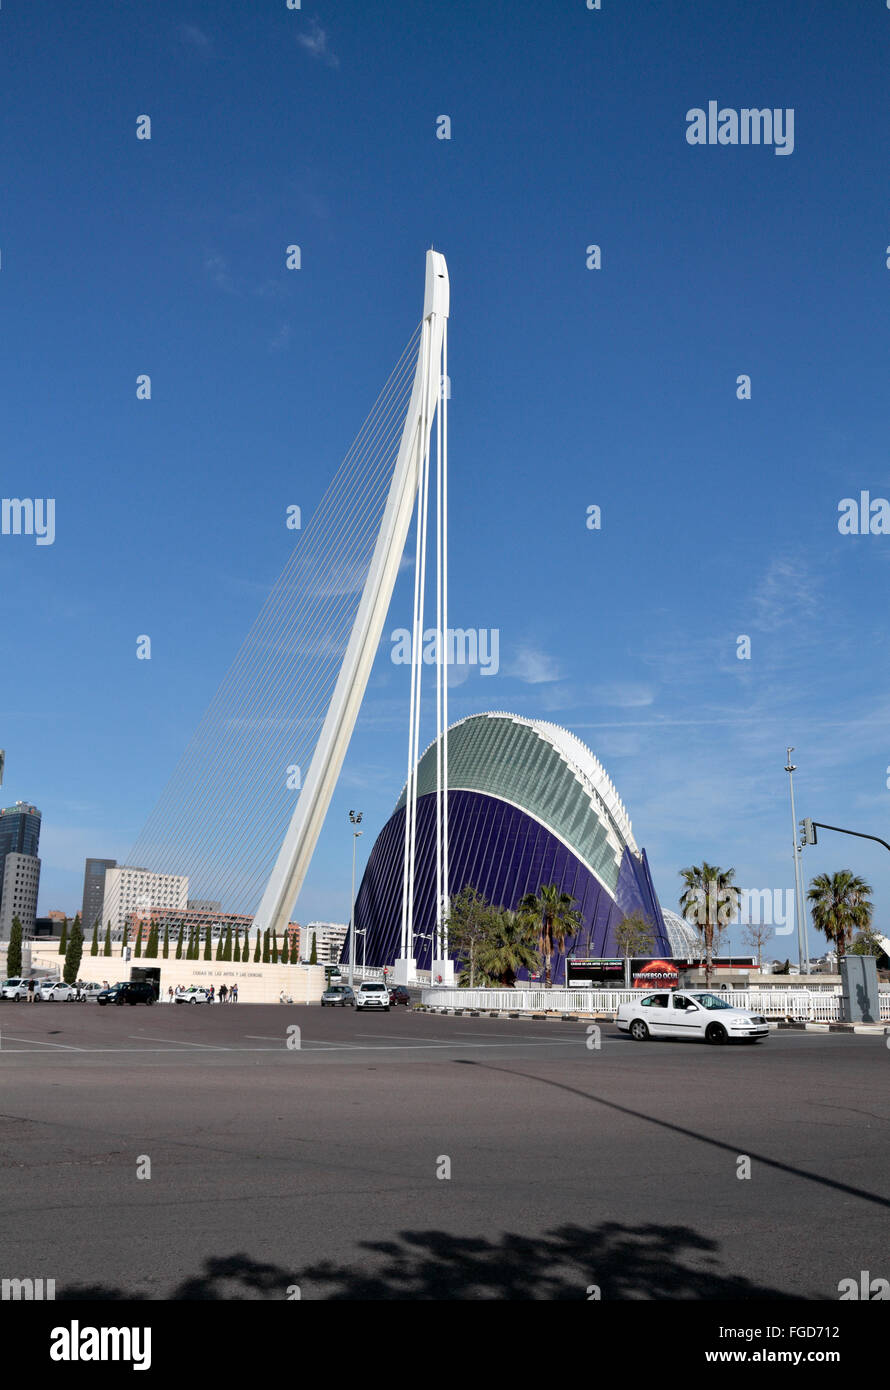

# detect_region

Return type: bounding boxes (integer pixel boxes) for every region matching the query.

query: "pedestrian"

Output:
[27,978,35,1003]
[208,984,215,1003]
[167,986,174,1004]
[219,984,228,1003]
[231,983,238,1003]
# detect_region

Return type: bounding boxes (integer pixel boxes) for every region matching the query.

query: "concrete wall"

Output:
[22,943,326,1004]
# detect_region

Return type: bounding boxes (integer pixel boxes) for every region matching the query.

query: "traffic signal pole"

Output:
[804,820,890,855]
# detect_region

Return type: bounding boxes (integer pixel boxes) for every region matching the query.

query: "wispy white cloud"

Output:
[590,681,655,709]
[176,24,213,60]
[204,253,235,294]
[751,555,820,632]
[297,18,340,68]
[504,644,561,684]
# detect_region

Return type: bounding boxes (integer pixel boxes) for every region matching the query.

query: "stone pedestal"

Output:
[393,956,416,986]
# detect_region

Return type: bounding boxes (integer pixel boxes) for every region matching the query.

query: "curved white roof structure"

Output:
[397,711,640,896]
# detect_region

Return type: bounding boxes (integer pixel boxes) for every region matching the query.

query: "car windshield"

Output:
[363,984,385,992]
[689,993,733,1010]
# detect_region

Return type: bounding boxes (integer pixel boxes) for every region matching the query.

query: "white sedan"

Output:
[35,981,79,1002]
[174,988,211,1004]
[617,990,769,1044]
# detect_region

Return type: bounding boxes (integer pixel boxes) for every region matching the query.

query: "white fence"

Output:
[421,986,890,1023]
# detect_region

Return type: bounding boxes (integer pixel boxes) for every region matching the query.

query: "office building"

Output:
[81,858,117,932]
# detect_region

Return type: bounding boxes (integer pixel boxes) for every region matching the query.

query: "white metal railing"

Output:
[421,986,889,1022]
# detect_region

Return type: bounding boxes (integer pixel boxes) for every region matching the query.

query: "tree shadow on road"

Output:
[57,1222,800,1300]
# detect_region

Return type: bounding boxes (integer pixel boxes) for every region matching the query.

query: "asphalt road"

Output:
[0,1001,887,1300]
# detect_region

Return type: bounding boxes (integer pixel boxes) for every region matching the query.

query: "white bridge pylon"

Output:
[253,250,451,959]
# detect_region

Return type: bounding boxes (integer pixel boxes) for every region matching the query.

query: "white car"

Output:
[35,981,79,1002]
[76,982,104,1002]
[355,982,390,1012]
[174,987,211,1004]
[1,978,31,1001]
[616,990,769,1044]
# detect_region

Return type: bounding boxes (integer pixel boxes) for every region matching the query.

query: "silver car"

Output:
[321,985,355,1007]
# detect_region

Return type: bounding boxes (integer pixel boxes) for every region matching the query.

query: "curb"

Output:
[418,1006,889,1033]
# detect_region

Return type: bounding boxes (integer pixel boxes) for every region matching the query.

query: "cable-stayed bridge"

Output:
[126,251,452,981]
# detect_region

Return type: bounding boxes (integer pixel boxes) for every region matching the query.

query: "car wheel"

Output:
[629,1019,649,1041]
[705,1022,728,1045]
[146,997,153,1006]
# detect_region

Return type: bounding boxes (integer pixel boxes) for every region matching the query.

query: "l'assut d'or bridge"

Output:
[127,250,455,984]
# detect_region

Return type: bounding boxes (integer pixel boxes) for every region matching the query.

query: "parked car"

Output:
[1,978,38,1001]
[76,982,104,1002]
[321,985,355,1007]
[387,985,411,1007]
[355,981,390,1012]
[616,990,769,1044]
[35,981,79,1002]
[174,987,210,1004]
[97,981,157,1006]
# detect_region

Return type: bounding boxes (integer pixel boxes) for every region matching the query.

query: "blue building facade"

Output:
[352,713,670,982]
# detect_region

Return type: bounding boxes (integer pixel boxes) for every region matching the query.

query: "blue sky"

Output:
[2,0,890,959]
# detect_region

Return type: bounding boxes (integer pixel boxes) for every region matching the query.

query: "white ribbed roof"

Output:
[407,711,639,857]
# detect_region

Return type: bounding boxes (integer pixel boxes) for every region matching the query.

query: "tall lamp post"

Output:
[784,749,810,975]
[348,811,363,988]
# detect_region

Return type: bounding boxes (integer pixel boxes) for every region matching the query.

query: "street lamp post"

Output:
[348,811,363,990]
[784,749,810,975]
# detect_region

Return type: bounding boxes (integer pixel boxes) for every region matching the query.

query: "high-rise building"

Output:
[302,922,348,965]
[0,801,41,927]
[101,867,188,936]
[0,852,41,942]
[81,858,117,933]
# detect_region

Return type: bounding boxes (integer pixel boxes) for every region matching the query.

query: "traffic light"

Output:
[800,817,817,846]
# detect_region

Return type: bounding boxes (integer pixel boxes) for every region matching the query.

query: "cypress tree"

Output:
[271,929,279,965]
[281,932,289,965]
[58,919,68,955]
[233,928,241,963]
[204,925,212,961]
[7,917,23,978]
[63,917,84,986]
[90,919,99,956]
[146,921,159,958]
[162,924,170,959]
[216,928,224,961]
[104,921,112,956]
[262,928,270,964]
[253,930,261,963]
[223,925,232,961]
[135,923,143,957]
[309,932,317,965]
[176,923,184,959]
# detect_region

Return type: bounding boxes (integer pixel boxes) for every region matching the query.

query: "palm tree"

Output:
[807,871,872,960]
[519,883,581,987]
[477,908,541,987]
[679,862,740,987]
